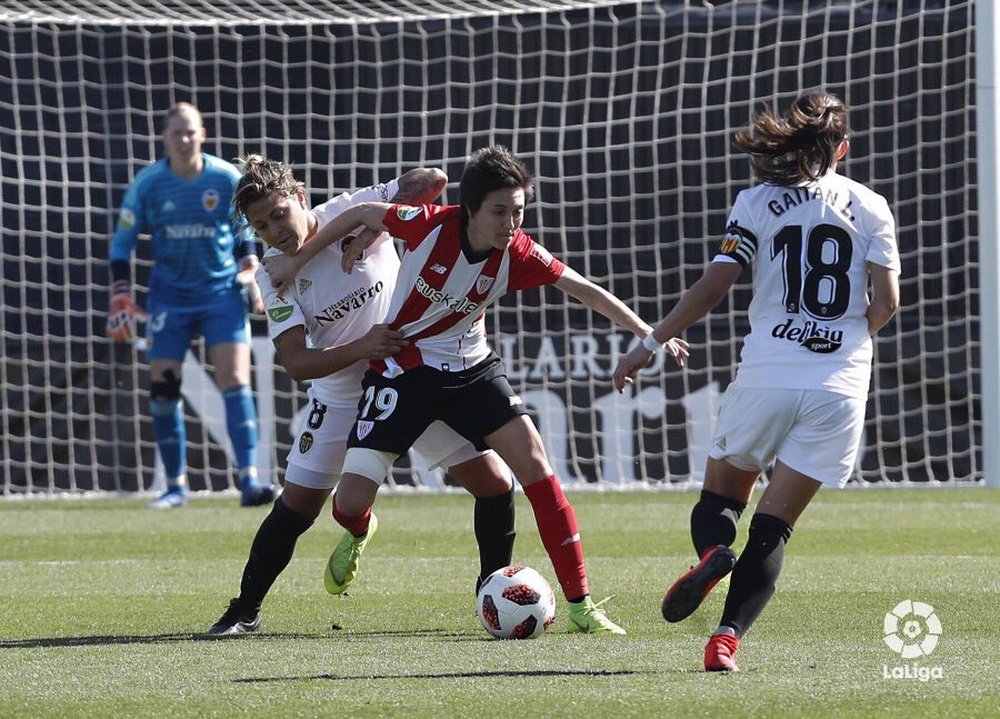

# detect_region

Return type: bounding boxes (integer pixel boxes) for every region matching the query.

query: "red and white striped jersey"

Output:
[374,203,565,375]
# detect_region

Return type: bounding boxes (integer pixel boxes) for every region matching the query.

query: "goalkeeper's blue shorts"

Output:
[144,288,250,361]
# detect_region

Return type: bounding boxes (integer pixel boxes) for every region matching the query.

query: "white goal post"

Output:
[975,0,1000,488]
[0,0,986,494]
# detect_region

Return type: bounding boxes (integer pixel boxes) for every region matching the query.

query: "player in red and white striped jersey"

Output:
[363,201,566,376]
[274,146,688,634]
[614,92,900,670]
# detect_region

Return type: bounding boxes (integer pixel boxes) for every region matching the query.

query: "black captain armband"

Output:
[717,221,758,267]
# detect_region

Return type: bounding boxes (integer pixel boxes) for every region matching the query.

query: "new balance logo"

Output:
[429,263,448,275]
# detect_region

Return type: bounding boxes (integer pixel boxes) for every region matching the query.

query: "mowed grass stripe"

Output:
[1,489,997,718]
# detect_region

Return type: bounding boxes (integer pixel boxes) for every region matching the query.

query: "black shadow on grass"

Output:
[0,632,325,649]
[333,628,479,640]
[235,669,651,683]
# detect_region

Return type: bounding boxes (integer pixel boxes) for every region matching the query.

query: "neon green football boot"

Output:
[568,595,627,635]
[324,513,379,595]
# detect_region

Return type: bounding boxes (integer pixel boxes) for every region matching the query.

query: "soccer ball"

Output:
[476,565,556,640]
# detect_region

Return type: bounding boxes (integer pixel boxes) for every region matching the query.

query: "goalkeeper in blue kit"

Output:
[106,102,274,508]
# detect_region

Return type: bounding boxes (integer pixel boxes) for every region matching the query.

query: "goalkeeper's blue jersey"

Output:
[109,153,252,306]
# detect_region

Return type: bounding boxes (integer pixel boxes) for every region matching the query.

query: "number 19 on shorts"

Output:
[359,386,399,421]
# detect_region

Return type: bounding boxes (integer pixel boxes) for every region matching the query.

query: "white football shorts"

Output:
[285,398,488,490]
[707,385,866,488]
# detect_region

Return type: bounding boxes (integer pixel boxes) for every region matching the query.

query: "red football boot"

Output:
[704,632,740,672]
[661,544,737,622]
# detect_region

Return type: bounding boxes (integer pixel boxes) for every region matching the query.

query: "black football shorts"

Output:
[346,353,529,454]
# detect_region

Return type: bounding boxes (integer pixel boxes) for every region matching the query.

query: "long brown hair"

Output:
[734,92,849,185]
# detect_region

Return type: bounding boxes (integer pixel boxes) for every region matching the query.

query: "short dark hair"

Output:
[459,145,535,217]
[232,154,305,220]
[734,91,849,185]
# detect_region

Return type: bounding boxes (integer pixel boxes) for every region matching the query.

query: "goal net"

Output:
[0,0,980,494]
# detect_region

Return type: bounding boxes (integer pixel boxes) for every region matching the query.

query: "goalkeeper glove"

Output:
[236,255,264,315]
[106,280,147,342]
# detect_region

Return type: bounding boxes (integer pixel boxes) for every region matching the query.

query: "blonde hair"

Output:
[161,102,203,132]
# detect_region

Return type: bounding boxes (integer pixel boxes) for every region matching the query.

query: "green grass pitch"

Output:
[1,488,998,718]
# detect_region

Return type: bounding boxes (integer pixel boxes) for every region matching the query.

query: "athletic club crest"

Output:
[298,431,314,454]
[201,188,220,211]
[476,275,495,295]
[356,420,375,440]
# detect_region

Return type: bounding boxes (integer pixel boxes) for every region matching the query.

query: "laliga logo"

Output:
[882,600,944,682]
[883,600,941,658]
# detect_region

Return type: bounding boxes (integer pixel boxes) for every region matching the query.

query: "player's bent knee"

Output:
[150,369,181,402]
[277,482,330,520]
[449,453,514,497]
[342,447,397,485]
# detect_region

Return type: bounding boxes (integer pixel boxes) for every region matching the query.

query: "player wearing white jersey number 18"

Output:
[614,91,900,671]
[205,156,517,635]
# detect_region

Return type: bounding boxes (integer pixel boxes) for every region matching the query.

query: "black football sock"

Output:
[238,498,315,610]
[474,488,516,586]
[719,513,793,637]
[690,489,747,557]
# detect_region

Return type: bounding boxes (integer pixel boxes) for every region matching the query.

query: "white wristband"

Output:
[641,332,663,352]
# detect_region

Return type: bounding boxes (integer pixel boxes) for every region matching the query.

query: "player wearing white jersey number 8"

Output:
[267,145,689,635]
[613,91,900,671]
[206,156,517,635]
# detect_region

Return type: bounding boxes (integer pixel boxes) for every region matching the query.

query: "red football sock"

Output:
[332,500,372,538]
[522,474,589,601]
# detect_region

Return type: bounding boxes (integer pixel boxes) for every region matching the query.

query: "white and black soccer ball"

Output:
[476,565,556,640]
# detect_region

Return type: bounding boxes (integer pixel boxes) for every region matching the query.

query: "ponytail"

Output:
[734,92,849,185]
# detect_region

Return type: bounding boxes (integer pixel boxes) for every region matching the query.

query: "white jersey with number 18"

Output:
[716,171,900,399]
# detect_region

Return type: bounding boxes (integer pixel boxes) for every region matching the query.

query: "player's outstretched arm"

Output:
[554,267,651,335]
[337,202,396,274]
[307,201,391,258]
[554,266,690,367]
[339,169,449,273]
[612,261,742,392]
[273,323,408,382]
[262,201,393,290]
[395,168,448,204]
